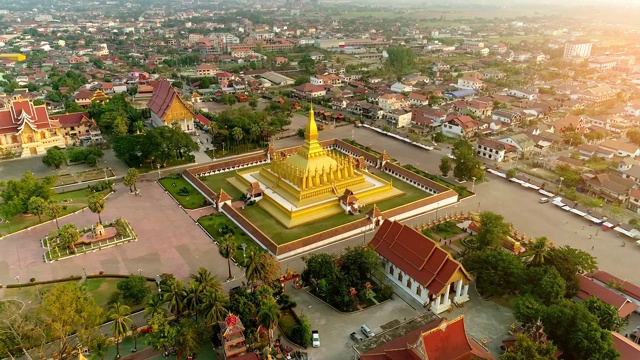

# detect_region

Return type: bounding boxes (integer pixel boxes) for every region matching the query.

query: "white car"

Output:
[312,330,320,348]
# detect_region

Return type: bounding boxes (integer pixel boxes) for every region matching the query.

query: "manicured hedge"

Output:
[4,275,82,288]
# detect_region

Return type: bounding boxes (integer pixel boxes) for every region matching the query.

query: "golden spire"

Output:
[304,102,319,142]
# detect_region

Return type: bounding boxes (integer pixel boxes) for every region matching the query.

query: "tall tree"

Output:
[218,235,236,281]
[462,249,525,297]
[521,237,551,266]
[108,303,132,359]
[244,251,281,289]
[546,246,598,297]
[27,196,47,223]
[451,139,485,181]
[123,168,140,193]
[38,282,103,359]
[57,223,80,253]
[90,335,109,360]
[161,279,186,318]
[42,148,67,169]
[439,156,451,177]
[87,194,106,224]
[476,211,512,250]
[144,293,167,319]
[386,46,417,73]
[116,276,151,305]
[184,282,205,319]
[257,301,282,345]
[45,202,63,230]
[581,296,628,332]
[231,127,243,150]
[176,318,206,359]
[201,288,229,325]
[0,171,56,218]
[190,267,222,293]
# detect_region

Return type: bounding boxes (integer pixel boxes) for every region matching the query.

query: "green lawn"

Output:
[2,277,154,312]
[0,188,110,236]
[278,311,299,343]
[148,341,217,360]
[199,168,432,244]
[159,176,208,209]
[198,213,265,265]
[125,158,195,174]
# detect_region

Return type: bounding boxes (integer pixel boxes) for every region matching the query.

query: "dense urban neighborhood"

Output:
[2,0,640,360]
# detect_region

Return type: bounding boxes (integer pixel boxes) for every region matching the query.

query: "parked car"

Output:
[350,332,365,342]
[539,197,549,204]
[361,325,375,338]
[312,330,320,348]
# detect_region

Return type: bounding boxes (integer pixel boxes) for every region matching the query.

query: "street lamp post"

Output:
[241,243,247,265]
[212,146,216,160]
[471,177,476,192]
[558,177,564,195]
[138,269,142,276]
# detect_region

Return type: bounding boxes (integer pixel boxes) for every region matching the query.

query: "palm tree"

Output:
[45,202,63,230]
[257,301,282,345]
[231,127,243,150]
[144,293,167,319]
[244,250,266,289]
[218,235,236,281]
[190,267,222,292]
[201,288,229,326]
[521,237,550,267]
[87,194,106,224]
[58,223,80,254]
[161,279,186,318]
[108,303,133,359]
[184,281,205,319]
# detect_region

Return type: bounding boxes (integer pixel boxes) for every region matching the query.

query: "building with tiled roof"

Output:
[441,115,477,139]
[611,331,640,360]
[551,114,584,134]
[576,274,638,318]
[588,270,640,306]
[0,97,66,156]
[147,80,195,133]
[359,315,494,360]
[49,111,102,144]
[369,220,472,313]
[73,89,109,106]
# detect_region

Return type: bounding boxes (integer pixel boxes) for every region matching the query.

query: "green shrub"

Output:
[380,284,394,300]
[107,290,122,306]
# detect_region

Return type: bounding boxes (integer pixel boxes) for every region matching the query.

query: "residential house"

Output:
[492,109,522,125]
[369,220,472,314]
[331,98,347,110]
[476,138,515,162]
[412,107,446,126]
[551,114,584,134]
[310,74,342,86]
[587,115,635,134]
[499,134,535,154]
[513,51,532,62]
[147,80,195,133]
[196,63,217,76]
[582,173,636,203]
[386,109,412,128]
[50,112,102,144]
[378,94,407,112]
[457,73,483,90]
[293,83,326,99]
[577,85,618,104]
[457,100,492,118]
[407,92,429,107]
[622,165,640,186]
[390,82,414,93]
[481,69,506,79]
[577,144,615,160]
[599,140,640,158]
[357,315,494,360]
[442,115,478,139]
[624,101,640,117]
[0,97,66,157]
[507,88,538,101]
[628,189,640,214]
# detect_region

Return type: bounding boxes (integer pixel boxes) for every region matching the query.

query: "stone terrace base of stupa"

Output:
[229,168,404,228]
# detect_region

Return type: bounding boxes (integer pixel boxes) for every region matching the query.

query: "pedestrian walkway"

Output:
[120,348,162,360]
[184,206,216,222]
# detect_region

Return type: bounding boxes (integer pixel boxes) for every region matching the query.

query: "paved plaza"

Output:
[0,181,244,286]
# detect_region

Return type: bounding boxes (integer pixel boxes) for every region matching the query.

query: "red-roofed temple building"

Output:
[0,97,66,156]
[369,220,472,314]
[360,315,494,360]
[219,313,248,358]
[147,80,195,133]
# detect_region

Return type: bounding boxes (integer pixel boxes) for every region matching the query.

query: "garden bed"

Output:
[44,218,137,262]
[159,175,208,209]
[197,213,264,265]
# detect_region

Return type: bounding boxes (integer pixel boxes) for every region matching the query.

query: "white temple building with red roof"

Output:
[0,97,66,156]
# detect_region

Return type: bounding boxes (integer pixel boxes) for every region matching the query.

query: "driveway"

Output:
[0,180,244,286]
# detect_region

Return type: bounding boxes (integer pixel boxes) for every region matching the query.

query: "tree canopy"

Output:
[112,126,199,167]
[476,211,512,250]
[0,171,56,219]
[386,46,417,74]
[451,139,485,182]
[42,148,67,169]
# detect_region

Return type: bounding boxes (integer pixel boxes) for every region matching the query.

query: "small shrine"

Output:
[339,189,361,214]
[246,182,263,202]
[94,223,105,238]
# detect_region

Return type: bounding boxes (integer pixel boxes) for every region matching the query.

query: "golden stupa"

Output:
[232,104,401,228]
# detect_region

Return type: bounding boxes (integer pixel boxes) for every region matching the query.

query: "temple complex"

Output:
[232,105,402,228]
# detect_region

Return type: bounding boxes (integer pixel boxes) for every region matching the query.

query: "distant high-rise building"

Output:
[563,41,593,58]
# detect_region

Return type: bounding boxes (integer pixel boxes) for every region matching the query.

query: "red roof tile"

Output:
[611,332,640,360]
[146,80,183,119]
[588,271,640,302]
[577,274,638,317]
[369,220,470,295]
[50,112,90,126]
